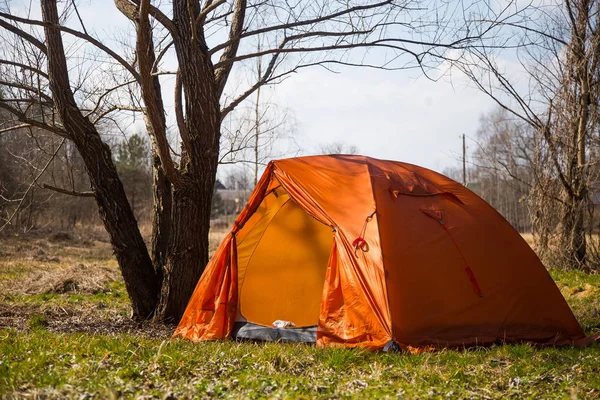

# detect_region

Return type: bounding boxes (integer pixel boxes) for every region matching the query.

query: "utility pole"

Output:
[462,134,467,186]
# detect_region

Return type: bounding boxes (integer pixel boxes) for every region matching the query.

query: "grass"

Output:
[0,232,599,399]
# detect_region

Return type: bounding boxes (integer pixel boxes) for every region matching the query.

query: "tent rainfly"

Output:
[173,155,597,351]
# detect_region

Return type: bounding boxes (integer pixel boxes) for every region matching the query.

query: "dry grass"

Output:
[18,263,120,295]
[209,227,229,254]
[0,227,231,336]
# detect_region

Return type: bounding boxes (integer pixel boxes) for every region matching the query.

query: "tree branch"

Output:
[0,11,140,81]
[42,183,94,197]
[0,123,31,135]
[92,104,144,123]
[174,68,192,152]
[0,79,53,103]
[197,0,226,26]
[114,0,176,34]
[209,0,393,55]
[0,59,49,79]
[0,101,69,138]
[214,0,246,97]
[128,0,184,188]
[0,18,47,54]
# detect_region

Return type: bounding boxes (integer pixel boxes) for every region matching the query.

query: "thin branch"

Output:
[0,102,69,138]
[475,19,569,47]
[0,11,140,81]
[197,0,226,26]
[0,79,53,103]
[84,79,138,119]
[0,18,47,54]
[209,0,393,55]
[0,123,31,135]
[92,104,144,123]
[42,183,94,197]
[151,39,174,74]
[213,38,452,69]
[0,59,49,79]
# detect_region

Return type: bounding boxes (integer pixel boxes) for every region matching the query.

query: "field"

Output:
[1,232,599,399]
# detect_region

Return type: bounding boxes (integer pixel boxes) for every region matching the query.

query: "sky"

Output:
[272,65,496,172]
[9,0,502,175]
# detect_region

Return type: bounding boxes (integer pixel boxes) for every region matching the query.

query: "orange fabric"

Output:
[172,234,237,340]
[174,155,591,350]
[317,236,391,350]
[366,159,584,347]
[272,158,392,347]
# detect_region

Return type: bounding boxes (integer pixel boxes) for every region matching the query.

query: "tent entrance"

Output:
[235,183,332,329]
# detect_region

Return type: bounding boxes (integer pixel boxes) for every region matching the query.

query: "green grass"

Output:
[1,280,129,307]
[0,234,599,398]
[1,330,599,398]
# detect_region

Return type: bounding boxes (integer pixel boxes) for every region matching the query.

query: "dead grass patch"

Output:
[570,283,598,298]
[18,263,120,295]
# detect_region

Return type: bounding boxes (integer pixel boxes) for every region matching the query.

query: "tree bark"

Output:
[151,151,172,281]
[561,195,587,268]
[155,181,213,321]
[41,0,161,318]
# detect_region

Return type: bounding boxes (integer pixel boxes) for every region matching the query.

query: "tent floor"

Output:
[232,322,317,343]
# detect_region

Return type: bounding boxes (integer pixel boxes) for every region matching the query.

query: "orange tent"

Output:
[173,155,591,351]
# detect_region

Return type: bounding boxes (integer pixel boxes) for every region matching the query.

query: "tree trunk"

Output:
[149,1,222,323]
[41,0,161,319]
[75,133,162,318]
[571,200,586,267]
[154,169,215,322]
[560,190,587,269]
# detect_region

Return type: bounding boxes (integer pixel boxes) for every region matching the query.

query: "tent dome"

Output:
[173,155,588,350]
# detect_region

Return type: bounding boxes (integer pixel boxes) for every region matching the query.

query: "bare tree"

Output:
[218,50,299,186]
[317,141,360,155]
[454,0,600,269]
[0,0,493,321]
[468,108,534,232]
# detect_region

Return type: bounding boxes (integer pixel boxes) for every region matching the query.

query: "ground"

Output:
[0,231,599,399]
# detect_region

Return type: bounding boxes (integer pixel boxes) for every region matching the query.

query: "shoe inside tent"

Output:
[173,155,597,351]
